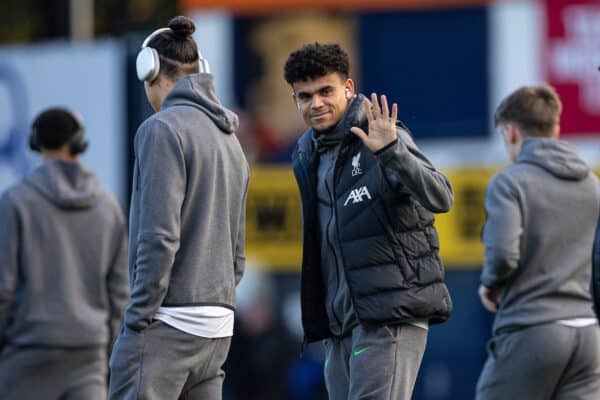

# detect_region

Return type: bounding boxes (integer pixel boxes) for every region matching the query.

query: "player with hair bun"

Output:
[109,16,249,400]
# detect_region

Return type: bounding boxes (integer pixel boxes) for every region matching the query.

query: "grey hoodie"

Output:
[481,137,600,334]
[0,160,129,348]
[125,73,249,331]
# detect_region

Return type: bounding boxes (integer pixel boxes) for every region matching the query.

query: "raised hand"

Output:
[350,93,398,153]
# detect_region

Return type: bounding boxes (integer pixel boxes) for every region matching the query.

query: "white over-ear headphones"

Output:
[136,27,212,82]
[136,27,171,82]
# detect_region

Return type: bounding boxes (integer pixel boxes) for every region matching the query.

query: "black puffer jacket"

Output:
[292,94,454,342]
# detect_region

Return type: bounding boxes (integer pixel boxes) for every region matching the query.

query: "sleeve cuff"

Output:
[480,274,502,289]
[373,138,399,156]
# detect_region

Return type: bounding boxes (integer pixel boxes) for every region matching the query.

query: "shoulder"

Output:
[0,181,31,220]
[394,120,417,148]
[297,129,314,149]
[0,186,17,209]
[91,189,127,237]
[135,114,182,150]
[1,180,32,207]
[292,129,314,161]
[486,168,522,198]
[137,114,173,137]
[98,189,125,218]
[495,162,536,185]
[79,168,124,219]
[488,169,512,187]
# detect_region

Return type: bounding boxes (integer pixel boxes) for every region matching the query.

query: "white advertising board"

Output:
[0,39,126,203]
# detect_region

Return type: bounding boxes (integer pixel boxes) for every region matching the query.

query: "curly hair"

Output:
[284,42,350,85]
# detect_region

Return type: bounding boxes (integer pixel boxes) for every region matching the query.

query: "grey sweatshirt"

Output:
[125,73,249,332]
[0,160,129,348]
[482,137,600,334]
[316,141,358,337]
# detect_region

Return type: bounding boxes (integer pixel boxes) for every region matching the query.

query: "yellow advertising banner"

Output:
[433,167,498,267]
[245,166,303,270]
[246,165,499,271]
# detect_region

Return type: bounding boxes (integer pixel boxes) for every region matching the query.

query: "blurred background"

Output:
[1,0,599,399]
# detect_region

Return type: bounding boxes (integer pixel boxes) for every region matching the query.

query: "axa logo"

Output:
[344,186,372,206]
[351,152,362,176]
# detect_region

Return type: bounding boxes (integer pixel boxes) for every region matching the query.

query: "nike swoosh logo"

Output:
[353,347,369,357]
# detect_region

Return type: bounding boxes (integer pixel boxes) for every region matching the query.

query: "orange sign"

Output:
[180,0,488,15]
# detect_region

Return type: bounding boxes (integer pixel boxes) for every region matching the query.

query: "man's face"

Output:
[292,73,353,132]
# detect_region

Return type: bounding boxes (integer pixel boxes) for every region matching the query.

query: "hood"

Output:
[517,137,590,181]
[26,160,100,209]
[161,73,239,134]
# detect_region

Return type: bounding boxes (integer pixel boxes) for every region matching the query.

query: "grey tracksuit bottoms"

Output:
[108,320,231,400]
[323,323,428,400]
[0,346,107,400]
[476,323,600,400]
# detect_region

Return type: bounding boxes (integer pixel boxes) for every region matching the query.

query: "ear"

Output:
[552,124,560,139]
[146,76,159,87]
[505,123,521,145]
[344,79,355,99]
[292,92,300,111]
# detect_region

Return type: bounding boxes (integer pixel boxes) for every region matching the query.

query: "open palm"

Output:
[350,93,398,153]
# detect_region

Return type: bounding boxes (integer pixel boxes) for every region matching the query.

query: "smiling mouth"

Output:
[311,112,329,119]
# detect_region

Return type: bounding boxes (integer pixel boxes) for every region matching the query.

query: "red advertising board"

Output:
[544,0,600,135]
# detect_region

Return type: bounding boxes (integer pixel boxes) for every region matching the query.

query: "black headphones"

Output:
[29,107,89,155]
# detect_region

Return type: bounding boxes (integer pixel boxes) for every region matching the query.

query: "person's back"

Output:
[484,137,599,334]
[0,107,129,400]
[109,16,249,400]
[127,76,247,310]
[1,160,127,347]
[477,84,600,400]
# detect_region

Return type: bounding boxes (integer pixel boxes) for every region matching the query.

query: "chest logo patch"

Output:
[351,152,363,176]
[344,186,372,206]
